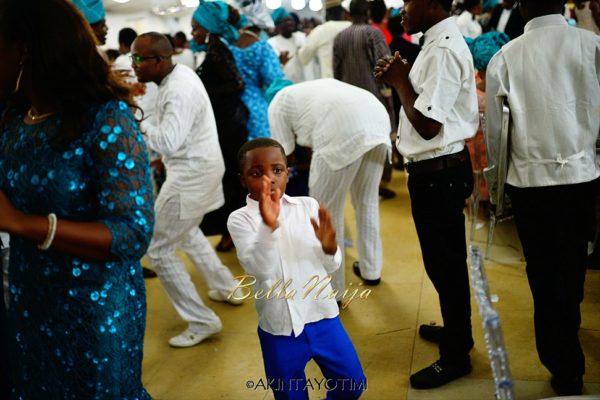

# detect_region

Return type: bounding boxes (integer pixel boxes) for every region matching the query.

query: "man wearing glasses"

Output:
[131,32,244,348]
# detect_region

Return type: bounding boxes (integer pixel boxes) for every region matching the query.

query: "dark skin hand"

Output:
[279,51,291,66]
[0,190,115,261]
[374,51,442,140]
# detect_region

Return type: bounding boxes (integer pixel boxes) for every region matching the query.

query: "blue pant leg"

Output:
[305,317,366,399]
[257,327,312,400]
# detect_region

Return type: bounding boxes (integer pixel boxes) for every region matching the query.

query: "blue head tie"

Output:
[467,31,510,71]
[192,0,240,44]
[271,7,290,25]
[72,0,105,24]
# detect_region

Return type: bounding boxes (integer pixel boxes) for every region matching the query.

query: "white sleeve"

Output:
[413,48,464,124]
[227,212,282,282]
[141,83,197,157]
[485,51,509,176]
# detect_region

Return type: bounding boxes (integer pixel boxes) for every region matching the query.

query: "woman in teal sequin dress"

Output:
[0,0,154,398]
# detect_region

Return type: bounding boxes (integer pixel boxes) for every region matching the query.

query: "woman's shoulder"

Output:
[86,99,138,139]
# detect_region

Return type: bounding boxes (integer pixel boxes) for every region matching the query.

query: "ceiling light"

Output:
[291,0,305,10]
[308,0,322,11]
[180,0,199,7]
[265,0,281,9]
[111,0,130,3]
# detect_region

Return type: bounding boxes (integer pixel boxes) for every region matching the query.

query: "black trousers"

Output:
[507,179,597,378]
[408,156,474,363]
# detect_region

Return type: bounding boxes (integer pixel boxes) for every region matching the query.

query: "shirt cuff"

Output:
[322,246,342,274]
[414,95,448,124]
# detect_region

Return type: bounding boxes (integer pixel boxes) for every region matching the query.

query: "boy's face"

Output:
[240,147,289,201]
[401,0,429,35]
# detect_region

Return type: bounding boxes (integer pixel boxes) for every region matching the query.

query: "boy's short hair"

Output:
[238,138,288,172]
[436,0,453,11]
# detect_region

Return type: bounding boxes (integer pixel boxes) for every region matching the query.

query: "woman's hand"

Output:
[258,176,281,230]
[311,205,337,255]
[0,190,23,232]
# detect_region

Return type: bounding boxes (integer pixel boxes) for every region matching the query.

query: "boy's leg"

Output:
[507,181,593,393]
[349,145,387,282]
[308,156,357,295]
[307,317,366,399]
[147,195,221,328]
[257,327,312,400]
[407,158,474,386]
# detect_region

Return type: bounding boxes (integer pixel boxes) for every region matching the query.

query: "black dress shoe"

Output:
[142,267,157,278]
[410,359,472,389]
[419,324,444,343]
[352,262,380,285]
[550,375,583,396]
[379,187,396,199]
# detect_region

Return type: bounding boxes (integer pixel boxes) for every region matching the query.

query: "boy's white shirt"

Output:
[227,194,342,336]
[485,14,600,188]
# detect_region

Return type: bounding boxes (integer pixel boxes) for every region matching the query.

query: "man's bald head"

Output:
[135,32,174,57]
[131,32,175,85]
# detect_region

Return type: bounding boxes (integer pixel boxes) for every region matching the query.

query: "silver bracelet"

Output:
[38,213,57,250]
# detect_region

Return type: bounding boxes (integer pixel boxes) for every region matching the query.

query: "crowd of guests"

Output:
[0,0,598,398]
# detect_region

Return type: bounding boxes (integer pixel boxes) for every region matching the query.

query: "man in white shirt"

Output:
[375,0,479,390]
[131,32,243,348]
[485,0,600,395]
[268,78,391,294]
[455,0,483,39]
[297,0,351,79]
[268,7,320,82]
[227,138,365,400]
[485,0,525,39]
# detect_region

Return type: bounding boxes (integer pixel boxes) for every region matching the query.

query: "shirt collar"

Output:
[421,17,457,48]
[245,193,301,211]
[524,14,568,33]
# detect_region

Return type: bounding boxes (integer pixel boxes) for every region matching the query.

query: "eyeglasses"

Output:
[130,54,165,65]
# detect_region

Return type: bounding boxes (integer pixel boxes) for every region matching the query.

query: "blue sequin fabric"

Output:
[230,40,284,140]
[0,100,155,399]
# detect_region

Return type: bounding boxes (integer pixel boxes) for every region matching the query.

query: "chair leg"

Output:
[485,214,496,260]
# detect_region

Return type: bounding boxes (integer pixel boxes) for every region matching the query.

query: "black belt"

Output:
[406,147,469,175]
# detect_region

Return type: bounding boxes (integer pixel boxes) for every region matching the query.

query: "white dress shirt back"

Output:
[268,78,391,171]
[228,195,342,336]
[486,15,600,188]
[298,21,352,79]
[396,17,479,161]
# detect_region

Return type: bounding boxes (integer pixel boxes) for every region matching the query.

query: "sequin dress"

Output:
[230,40,283,140]
[0,100,155,399]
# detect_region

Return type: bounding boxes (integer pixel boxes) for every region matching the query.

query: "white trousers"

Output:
[309,144,387,293]
[147,194,238,326]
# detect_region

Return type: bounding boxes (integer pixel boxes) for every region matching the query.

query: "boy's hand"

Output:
[258,175,281,230]
[310,205,337,255]
[374,51,410,86]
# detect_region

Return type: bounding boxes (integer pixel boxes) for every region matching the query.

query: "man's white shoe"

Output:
[168,321,223,348]
[208,288,244,305]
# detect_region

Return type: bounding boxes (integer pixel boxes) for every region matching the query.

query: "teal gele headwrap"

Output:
[72,0,105,24]
[467,31,510,71]
[271,7,290,25]
[192,0,243,44]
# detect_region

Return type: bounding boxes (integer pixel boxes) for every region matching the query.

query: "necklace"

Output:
[27,108,55,121]
[242,30,260,39]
